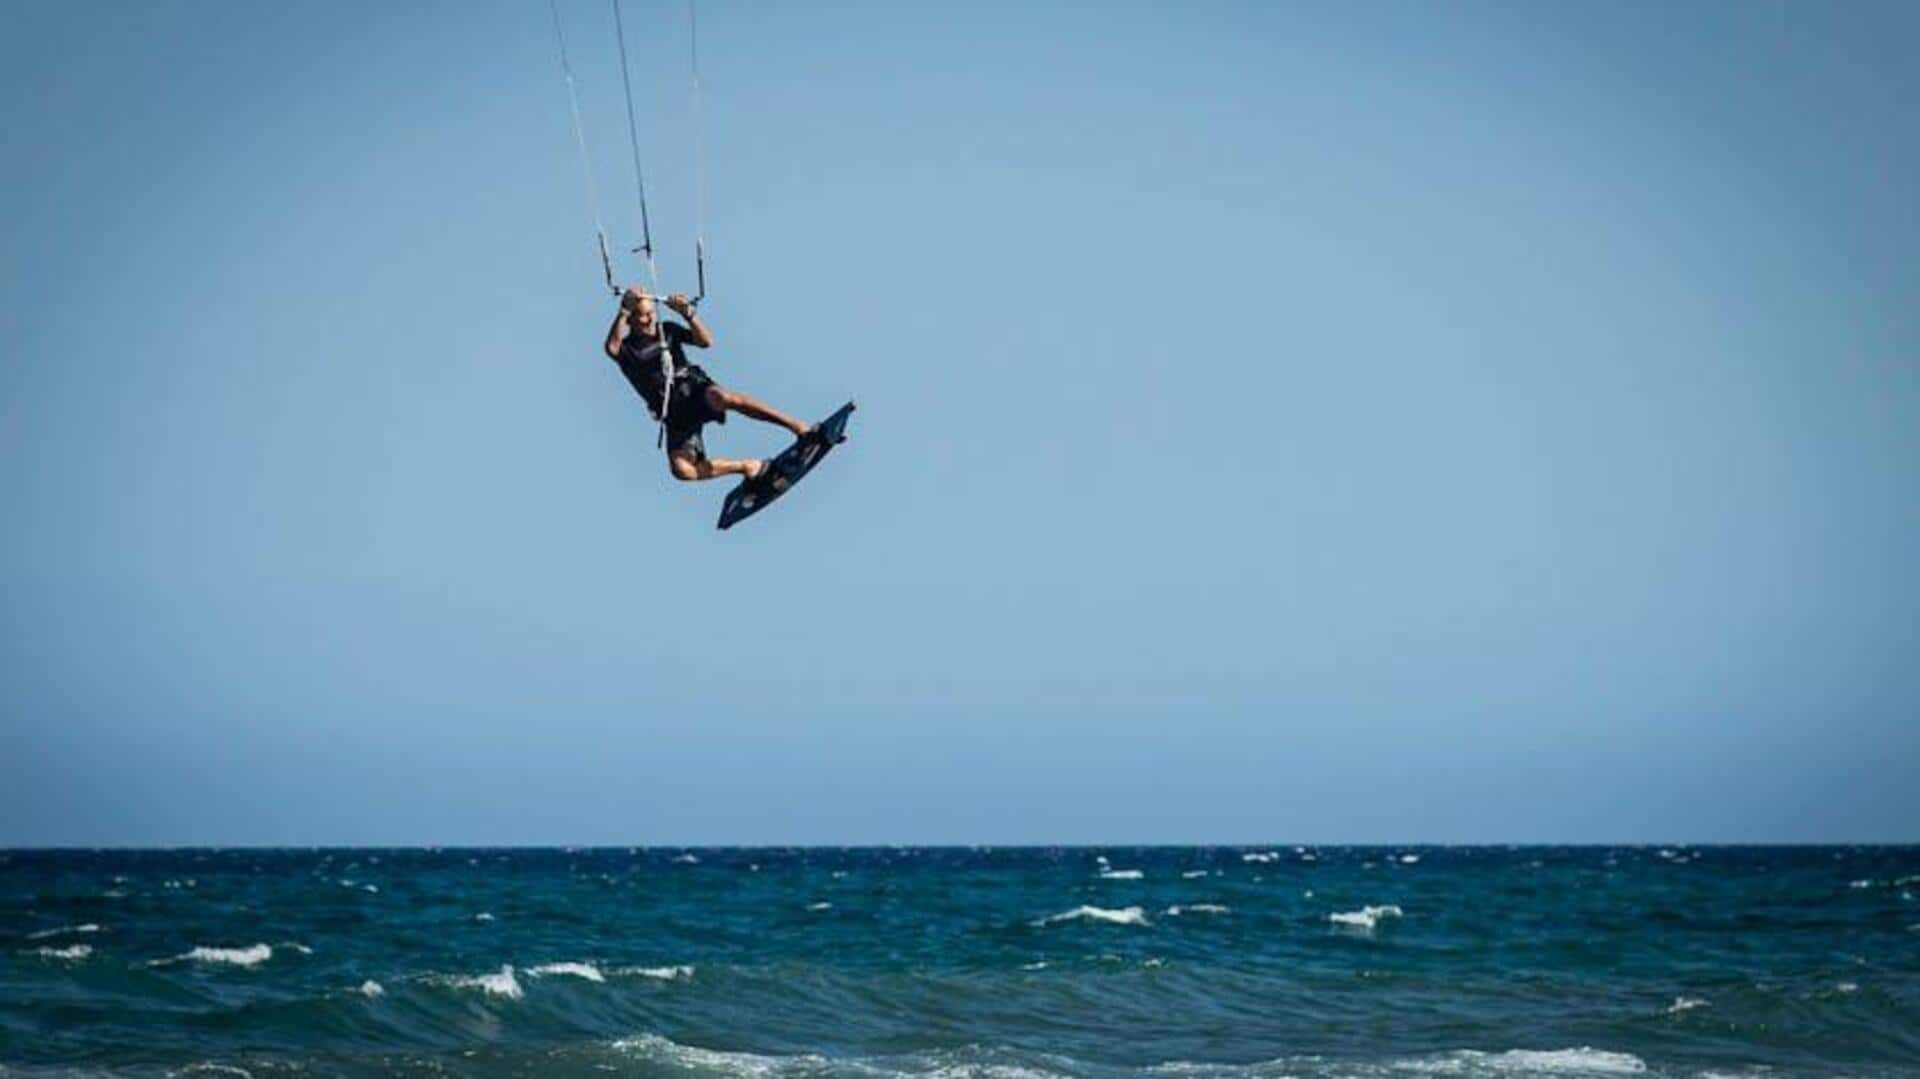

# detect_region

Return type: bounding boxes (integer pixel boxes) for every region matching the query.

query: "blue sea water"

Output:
[1,847,1916,1077]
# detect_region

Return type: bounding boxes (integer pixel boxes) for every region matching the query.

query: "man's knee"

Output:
[707,386,737,412]
[668,455,703,481]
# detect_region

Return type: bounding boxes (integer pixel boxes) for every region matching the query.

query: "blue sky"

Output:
[3,0,1916,845]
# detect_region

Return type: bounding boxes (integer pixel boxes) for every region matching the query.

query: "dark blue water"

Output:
[2,847,1916,1076]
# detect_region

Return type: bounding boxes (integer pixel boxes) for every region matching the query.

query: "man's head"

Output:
[622,288,658,330]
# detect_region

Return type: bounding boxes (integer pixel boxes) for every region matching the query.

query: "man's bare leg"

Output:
[669,452,765,483]
[709,387,811,439]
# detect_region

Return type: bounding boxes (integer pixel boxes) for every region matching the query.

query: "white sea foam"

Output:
[279,942,313,956]
[174,1066,256,1078]
[173,944,273,968]
[1035,905,1150,927]
[1849,879,1874,889]
[1393,1047,1647,1074]
[612,964,694,981]
[530,961,605,982]
[27,923,102,940]
[1329,905,1404,930]
[34,944,92,961]
[615,1036,1072,1079]
[1400,854,1421,864]
[807,901,833,911]
[1836,981,1859,993]
[1098,869,1144,880]
[1299,853,1317,862]
[1241,851,1279,864]
[1020,961,1049,970]
[475,912,496,922]
[358,980,384,998]
[1165,904,1230,916]
[452,964,524,999]
[1181,870,1208,879]
[613,1033,825,1077]
[673,853,700,864]
[1665,996,1709,1014]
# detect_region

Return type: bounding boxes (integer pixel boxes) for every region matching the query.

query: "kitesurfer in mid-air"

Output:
[604,287,813,482]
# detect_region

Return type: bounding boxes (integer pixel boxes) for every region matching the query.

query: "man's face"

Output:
[632,295,657,327]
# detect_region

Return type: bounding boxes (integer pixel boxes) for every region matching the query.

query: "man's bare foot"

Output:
[744,459,769,481]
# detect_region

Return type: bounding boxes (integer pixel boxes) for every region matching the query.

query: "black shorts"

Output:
[661,364,726,459]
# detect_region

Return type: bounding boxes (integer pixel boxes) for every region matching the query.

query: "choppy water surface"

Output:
[2,847,1916,1076]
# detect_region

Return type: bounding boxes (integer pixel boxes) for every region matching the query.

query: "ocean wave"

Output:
[449,964,524,999]
[1165,904,1230,916]
[358,979,384,997]
[1665,996,1708,1015]
[1395,1048,1646,1075]
[27,922,102,940]
[33,943,92,961]
[1329,905,1404,931]
[1034,905,1150,927]
[153,944,274,968]
[1098,868,1145,880]
[530,961,606,982]
[610,1035,1073,1079]
[611,964,695,981]
[1181,870,1209,879]
[807,901,834,911]
[1241,851,1280,864]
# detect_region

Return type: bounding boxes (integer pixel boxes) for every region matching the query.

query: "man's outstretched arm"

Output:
[604,290,642,359]
[666,293,713,348]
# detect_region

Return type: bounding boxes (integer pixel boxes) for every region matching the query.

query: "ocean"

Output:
[2,847,1915,1076]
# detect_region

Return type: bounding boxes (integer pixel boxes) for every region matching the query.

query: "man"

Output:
[603,287,812,482]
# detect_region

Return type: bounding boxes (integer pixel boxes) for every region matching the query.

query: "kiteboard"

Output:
[717,401,855,530]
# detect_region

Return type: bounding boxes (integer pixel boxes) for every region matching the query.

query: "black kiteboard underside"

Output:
[716,401,855,530]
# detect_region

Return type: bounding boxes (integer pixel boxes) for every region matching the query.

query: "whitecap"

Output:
[1180,870,1208,879]
[1665,996,1708,1014]
[452,964,523,999]
[1241,851,1279,864]
[279,942,314,956]
[1836,981,1858,993]
[1329,905,1403,931]
[1035,905,1149,927]
[1165,904,1229,916]
[175,944,273,968]
[1398,1047,1646,1074]
[474,912,496,922]
[613,1033,826,1075]
[530,961,605,983]
[1020,961,1049,971]
[27,923,102,940]
[1097,869,1144,880]
[361,883,379,893]
[1849,879,1874,889]
[358,980,384,998]
[612,964,694,981]
[1400,854,1421,864]
[673,853,700,864]
[34,944,92,961]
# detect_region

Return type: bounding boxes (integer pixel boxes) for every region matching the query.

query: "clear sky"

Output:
[3,0,1916,846]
